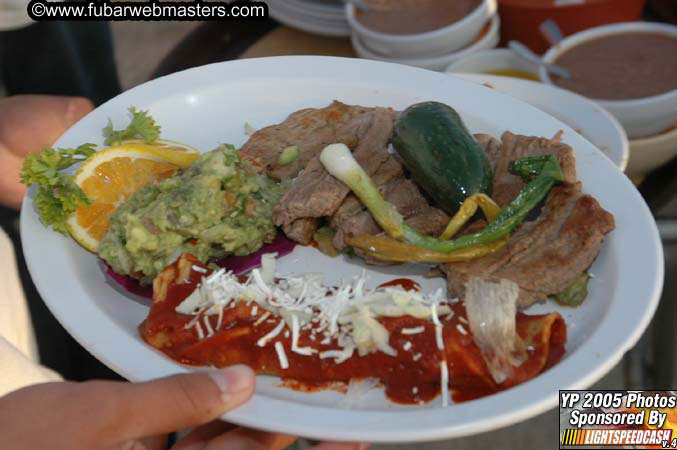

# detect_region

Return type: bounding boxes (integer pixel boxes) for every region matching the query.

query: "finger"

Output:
[203,427,296,450]
[0,95,93,157]
[94,365,255,445]
[172,420,236,450]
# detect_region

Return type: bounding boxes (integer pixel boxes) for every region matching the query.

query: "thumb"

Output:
[105,365,255,443]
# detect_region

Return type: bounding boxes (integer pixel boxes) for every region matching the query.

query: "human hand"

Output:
[0,94,93,210]
[0,364,366,450]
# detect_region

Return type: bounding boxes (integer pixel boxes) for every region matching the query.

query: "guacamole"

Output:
[98,145,286,283]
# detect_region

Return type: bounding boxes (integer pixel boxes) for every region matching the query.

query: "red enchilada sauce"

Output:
[139,254,566,404]
[553,33,677,100]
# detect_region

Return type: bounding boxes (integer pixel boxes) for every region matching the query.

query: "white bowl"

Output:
[627,125,677,175]
[540,22,677,139]
[345,0,497,58]
[445,48,539,79]
[351,15,500,72]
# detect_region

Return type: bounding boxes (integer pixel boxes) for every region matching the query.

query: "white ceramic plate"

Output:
[451,73,629,171]
[20,56,663,443]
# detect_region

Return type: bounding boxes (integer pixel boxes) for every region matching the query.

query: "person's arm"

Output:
[0,94,93,210]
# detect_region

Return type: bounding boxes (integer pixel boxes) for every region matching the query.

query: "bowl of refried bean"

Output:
[540,22,677,139]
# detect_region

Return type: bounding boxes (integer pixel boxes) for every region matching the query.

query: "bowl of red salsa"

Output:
[540,22,677,139]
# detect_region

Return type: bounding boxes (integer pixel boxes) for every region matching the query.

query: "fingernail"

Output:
[209,365,255,403]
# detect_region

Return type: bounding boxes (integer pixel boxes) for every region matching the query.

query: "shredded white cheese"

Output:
[403,341,412,351]
[274,341,289,369]
[440,361,449,407]
[456,324,468,336]
[192,265,207,273]
[431,304,444,351]
[175,289,205,315]
[251,269,272,297]
[257,320,286,347]
[319,345,354,364]
[215,305,224,331]
[401,326,425,335]
[194,320,205,340]
[253,312,271,326]
[291,314,317,356]
[203,316,215,337]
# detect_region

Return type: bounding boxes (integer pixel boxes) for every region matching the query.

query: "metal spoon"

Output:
[540,19,565,46]
[508,40,572,79]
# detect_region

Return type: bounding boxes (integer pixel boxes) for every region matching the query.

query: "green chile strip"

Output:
[402,155,564,252]
[320,143,564,254]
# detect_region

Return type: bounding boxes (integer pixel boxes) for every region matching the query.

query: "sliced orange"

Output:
[66,143,199,252]
[115,139,200,165]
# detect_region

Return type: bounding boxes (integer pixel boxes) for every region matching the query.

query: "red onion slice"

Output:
[103,233,296,299]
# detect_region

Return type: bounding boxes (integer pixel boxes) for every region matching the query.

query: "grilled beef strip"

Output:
[271,105,397,243]
[240,100,373,180]
[241,101,449,246]
[441,131,614,307]
[476,131,577,207]
[241,101,400,243]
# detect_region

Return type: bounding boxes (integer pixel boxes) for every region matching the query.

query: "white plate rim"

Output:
[19,56,664,443]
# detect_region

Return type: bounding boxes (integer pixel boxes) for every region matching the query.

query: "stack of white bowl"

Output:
[347,0,500,71]
[267,0,350,37]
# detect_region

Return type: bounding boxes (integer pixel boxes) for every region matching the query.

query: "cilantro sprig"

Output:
[103,106,161,146]
[20,144,97,234]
